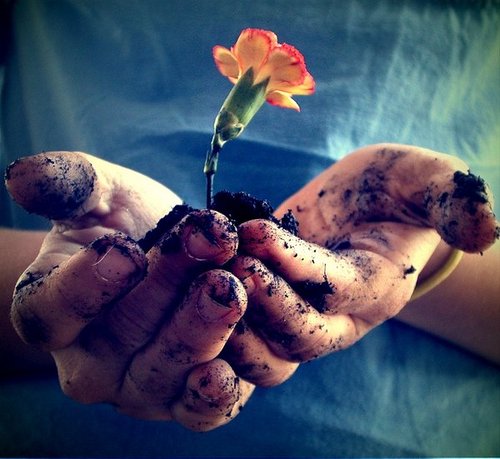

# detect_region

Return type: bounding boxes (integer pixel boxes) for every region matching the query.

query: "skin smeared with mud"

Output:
[432,170,498,251]
[275,148,499,323]
[4,151,258,429]
[135,191,317,384]
[5,152,98,220]
[177,358,244,431]
[11,233,148,349]
[290,147,499,255]
[212,193,342,356]
[139,204,240,270]
[4,147,499,424]
[228,143,500,385]
[138,204,194,252]
[139,191,298,254]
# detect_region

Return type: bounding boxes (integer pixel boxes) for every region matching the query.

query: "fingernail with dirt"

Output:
[92,235,146,283]
[184,226,220,261]
[196,290,235,323]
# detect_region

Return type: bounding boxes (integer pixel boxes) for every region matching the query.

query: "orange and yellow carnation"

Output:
[213,28,315,111]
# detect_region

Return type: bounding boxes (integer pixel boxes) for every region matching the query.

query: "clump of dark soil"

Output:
[293,279,335,313]
[138,190,298,252]
[212,191,299,235]
[452,170,488,215]
[138,204,195,252]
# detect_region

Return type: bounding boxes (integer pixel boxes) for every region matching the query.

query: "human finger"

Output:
[11,232,147,350]
[102,209,238,354]
[46,209,239,406]
[233,218,443,363]
[117,270,246,420]
[276,143,498,253]
[170,359,255,432]
[238,219,434,318]
[5,151,101,221]
[222,316,299,387]
[231,255,359,362]
[5,151,180,238]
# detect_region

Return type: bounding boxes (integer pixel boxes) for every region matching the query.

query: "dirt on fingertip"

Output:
[5,153,97,220]
[138,204,194,252]
[452,170,488,215]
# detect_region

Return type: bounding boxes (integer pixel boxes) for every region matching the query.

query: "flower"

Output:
[204,28,315,207]
[213,28,315,112]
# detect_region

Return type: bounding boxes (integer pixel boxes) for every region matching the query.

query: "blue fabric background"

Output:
[1,0,499,456]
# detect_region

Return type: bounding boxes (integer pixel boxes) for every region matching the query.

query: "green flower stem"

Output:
[204,136,221,208]
[204,67,269,207]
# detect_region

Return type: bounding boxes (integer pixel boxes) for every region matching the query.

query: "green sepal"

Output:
[213,67,269,146]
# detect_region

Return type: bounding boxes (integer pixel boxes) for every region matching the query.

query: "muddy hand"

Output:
[5,151,253,430]
[224,144,498,386]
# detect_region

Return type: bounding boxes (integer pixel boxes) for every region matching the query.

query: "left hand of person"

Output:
[222,143,499,386]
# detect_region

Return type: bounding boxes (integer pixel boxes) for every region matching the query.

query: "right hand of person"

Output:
[5,151,254,431]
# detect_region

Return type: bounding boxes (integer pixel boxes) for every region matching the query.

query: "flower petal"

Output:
[258,43,310,92]
[213,45,240,79]
[213,29,315,116]
[266,90,301,111]
[285,72,316,95]
[233,28,277,74]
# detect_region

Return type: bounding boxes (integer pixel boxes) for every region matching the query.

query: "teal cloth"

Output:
[2,323,499,457]
[1,0,499,456]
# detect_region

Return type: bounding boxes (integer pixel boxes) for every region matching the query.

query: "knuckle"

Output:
[11,296,52,349]
[239,219,277,244]
[60,373,99,404]
[242,363,297,388]
[268,325,340,363]
[58,366,112,405]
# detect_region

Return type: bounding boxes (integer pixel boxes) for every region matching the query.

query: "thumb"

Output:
[5,151,101,221]
[5,151,181,240]
[277,143,498,254]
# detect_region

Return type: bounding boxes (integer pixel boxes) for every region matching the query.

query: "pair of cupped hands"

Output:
[5,144,498,431]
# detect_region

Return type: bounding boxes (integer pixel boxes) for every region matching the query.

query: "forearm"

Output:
[397,241,500,365]
[0,228,54,375]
